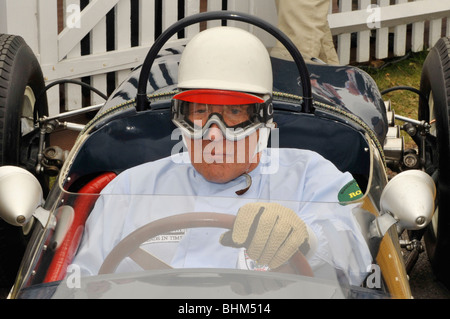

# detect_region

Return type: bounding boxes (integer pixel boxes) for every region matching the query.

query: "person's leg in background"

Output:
[270,0,340,65]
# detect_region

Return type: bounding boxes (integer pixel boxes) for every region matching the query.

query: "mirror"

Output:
[380,169,435,231]
[0,166,43,227]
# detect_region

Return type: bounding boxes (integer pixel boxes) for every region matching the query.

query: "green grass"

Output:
[362,50,429,147]
[364,50,428,117]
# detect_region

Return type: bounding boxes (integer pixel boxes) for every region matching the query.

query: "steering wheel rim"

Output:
[98,212,313,277]
[136,10,313,113]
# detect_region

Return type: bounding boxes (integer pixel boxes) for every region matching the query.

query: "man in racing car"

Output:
[72,26,372,285]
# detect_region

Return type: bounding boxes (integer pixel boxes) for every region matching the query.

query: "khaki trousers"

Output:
[270,0,340,65]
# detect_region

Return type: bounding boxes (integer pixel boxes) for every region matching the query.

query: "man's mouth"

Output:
[203,152,234,163]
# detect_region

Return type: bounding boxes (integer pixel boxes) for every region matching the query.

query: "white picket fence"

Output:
[1,0,450,116]
[329,0,450,65]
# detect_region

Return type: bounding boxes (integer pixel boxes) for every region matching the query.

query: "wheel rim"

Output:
[21,85,36,136]
[428,92,439,237]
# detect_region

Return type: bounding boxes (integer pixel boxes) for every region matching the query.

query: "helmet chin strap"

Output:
[235,173,252,196]
[236,127,270,196]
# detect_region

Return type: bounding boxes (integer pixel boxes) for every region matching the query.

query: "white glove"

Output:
[220,202,310,269]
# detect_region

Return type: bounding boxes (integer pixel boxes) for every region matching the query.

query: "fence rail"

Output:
[1,0,449,116]
[330,0,450,64]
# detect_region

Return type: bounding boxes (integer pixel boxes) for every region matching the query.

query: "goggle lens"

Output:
[171,89,273,141]
[185,103,253,128]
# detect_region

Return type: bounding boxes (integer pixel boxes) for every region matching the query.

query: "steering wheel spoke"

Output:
[129,248,172,270]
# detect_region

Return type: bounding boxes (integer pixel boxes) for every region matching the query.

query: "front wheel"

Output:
[0,34,48,297]
[419,36,450,289]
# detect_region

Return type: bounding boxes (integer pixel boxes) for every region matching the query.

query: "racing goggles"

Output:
[171,89,273,141]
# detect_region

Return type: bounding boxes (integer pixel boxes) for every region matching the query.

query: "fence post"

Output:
[91,13,107,106]
[139,0,156,47]
[185,0,201,37]
[357,0,371,63]
[116,0,132,85]
[411,0,425,52]
[375,0,389,60]
[37,0,60,116]
[393,0,408,57]
[336,0,352,65]
[64,0,82,111]
[0,0,40,54]
[429,15,443,49]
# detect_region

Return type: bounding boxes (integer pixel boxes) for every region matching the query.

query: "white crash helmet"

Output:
[177,26,272,94]
[172,26,274,142]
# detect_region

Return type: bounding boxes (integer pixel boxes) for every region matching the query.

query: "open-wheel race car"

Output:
[0,11,446,299]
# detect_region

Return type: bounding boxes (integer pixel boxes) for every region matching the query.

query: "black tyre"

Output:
[0,34,48,297]
[419,36,450,289]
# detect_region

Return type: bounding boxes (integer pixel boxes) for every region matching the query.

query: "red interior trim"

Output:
[44,172,117,283]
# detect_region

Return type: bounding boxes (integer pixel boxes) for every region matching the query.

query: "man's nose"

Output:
[204,124,224,141]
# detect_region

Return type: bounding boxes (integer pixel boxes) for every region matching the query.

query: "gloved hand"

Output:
[220,202,310,269]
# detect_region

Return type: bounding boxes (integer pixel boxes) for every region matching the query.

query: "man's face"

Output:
[185,103,261,183]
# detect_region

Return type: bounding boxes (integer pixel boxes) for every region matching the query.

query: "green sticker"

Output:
[338,179,363,203]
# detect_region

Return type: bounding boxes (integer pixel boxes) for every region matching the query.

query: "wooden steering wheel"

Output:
[99,212,314,277]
